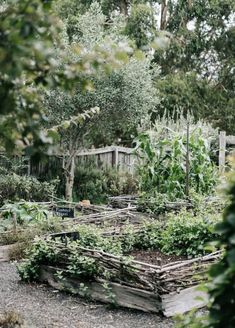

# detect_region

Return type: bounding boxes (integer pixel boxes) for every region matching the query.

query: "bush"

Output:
[73,165,138,203]
[0,174,57,205]
[161,210,219,257]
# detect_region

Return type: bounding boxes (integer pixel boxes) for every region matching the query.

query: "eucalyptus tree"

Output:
[153,0,235,133]
[55,0,159,49]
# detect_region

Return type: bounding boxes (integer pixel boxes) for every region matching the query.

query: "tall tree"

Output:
[55,0,158,49]
[153,0,235,133]
[48,3,159,147]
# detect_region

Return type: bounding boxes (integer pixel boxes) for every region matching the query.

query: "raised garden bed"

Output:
[32,239,221,317]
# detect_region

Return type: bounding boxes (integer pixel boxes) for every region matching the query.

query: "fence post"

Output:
[112,147,119,169]
[219,131,226,173]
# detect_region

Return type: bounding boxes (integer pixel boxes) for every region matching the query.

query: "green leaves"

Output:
[161,210,220,257]
[0,0,134,155]
[136,126,218,204]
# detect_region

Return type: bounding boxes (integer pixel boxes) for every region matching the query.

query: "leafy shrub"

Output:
[161,210,219,257]
[137,191,173,214]
[73,165,138,203]
[0,173,57,205]
[133,220,163,250]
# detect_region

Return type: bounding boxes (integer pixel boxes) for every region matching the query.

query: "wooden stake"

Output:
[219,131,226,173]
[185,121,190,197]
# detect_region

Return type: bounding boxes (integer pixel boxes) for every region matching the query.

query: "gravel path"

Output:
[0,262,174,328]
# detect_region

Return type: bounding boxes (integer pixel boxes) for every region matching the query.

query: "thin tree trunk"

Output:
[65,155,75,202]
[119,0,128,16]
[160,0,168,30]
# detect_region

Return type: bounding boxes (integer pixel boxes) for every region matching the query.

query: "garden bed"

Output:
[20,237,221,317]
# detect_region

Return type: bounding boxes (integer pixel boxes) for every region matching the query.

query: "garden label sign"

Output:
[53,206,74,218]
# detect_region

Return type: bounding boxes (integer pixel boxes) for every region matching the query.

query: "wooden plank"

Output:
[39,266,162,313]
[161,285,208,317]
[76,147,114,156]
[219,131,226,173]
[76,146,133,157]
[112,148,119,168]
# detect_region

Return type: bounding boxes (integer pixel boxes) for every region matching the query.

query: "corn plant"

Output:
[135,126,218,201]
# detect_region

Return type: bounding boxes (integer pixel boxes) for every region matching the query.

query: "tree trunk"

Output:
[160,0,168,30]
[65,155,75,202]
[119,0,128,16]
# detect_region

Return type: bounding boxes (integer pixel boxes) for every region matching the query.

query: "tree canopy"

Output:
[47,2,159,146]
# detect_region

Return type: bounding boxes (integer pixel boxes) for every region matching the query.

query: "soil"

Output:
[130,249,187,266]
[0,262,174,328]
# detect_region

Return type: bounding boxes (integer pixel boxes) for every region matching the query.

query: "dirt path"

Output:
[0,262,174,328]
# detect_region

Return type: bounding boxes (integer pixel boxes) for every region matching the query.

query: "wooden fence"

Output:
[219,131,235,173]
[29,146,137,178]
[75,146,136,172]
[1,132,235,177]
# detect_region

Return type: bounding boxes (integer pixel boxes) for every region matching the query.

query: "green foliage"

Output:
[18,238,60,281]
[73,164,138,203]
[55,0,158,48]
[125,3,156,48]
[175,162,235,328]
[48,2,159,146]
[175,309,209,328]
[0,0,62,153]
[0,154,29,175]
[204,163,235,327]
[67,252,100,279]
[0,202,64,246]
[0,0,132,155]
[133,220,163,250]
[161,210,219,257]
[136,126,218,203]
[153,0,235,134]
[0,174,57,205]
[1,202,48,225]
[18,206,222,283]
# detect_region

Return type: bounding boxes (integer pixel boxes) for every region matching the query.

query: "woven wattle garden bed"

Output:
[36,238,221,317]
